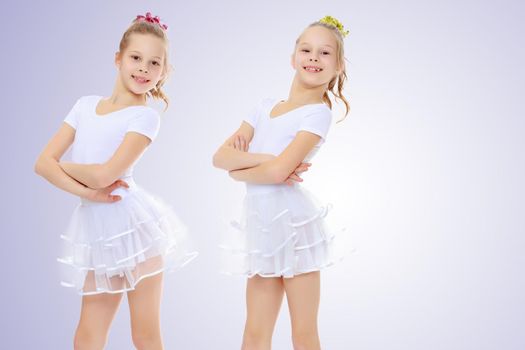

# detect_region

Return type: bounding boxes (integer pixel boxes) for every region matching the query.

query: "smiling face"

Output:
[292,25,342,89]
[115,33,167,96]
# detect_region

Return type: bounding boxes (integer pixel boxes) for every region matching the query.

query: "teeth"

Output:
[132,75,149,83]
[304,66,322,72]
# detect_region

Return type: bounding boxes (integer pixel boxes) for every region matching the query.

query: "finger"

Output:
[234,135,241,150]
[107,182,119,192]
[112,180,122,189]
[238,137,244,151]
[293,174,304,182]
[108,195,121,202]
[111,180,125,190]
[296,165,309,172]
[240,137,247,152]
[288,174,303,182]
[118,180,129,188]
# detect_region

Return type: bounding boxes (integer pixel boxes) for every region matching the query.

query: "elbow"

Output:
[90,167,116,189]
[212,147,229,170]
[272,172,289,184]
[34,158,42,176]
[34,155,48,176]
[266,164,289,184]
[212,151,221,168]
[93,173,115,189]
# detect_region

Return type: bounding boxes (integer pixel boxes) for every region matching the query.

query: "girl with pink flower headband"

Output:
[35,12,197,349]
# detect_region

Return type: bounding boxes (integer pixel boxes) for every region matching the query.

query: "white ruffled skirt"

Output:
[58,182,198,295]
[220,184,342,278]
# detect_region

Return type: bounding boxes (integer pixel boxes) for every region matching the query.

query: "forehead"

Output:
[125,33,166,57]
[297,26,338,48]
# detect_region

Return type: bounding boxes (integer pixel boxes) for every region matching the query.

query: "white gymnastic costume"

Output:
[221,98,342,278]
[58,95,198,295]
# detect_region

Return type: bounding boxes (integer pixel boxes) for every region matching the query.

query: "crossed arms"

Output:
[212,121,319,185]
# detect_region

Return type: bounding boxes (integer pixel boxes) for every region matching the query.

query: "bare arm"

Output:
[60,131,151,189]
[228,131,320,184]
[212,121,275,171]
[34,123,98,198]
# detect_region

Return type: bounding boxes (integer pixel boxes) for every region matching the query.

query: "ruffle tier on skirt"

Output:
[58,186,198,295]
[220,184,343,278]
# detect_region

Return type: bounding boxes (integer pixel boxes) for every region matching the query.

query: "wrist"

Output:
[79,186,94,200]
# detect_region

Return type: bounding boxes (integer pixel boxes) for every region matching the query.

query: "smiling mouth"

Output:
[303,66,323,73]
[131,75,150,84]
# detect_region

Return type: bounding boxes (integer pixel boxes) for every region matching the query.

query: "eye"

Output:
[131,55,140,61]
[321,51,331,55]
[152,61,160,66]
[301,49,310,53]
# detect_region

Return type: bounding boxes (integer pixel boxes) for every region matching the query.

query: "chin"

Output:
[127,85,151,96]
[126,89,147,96]
[299,77,328,89]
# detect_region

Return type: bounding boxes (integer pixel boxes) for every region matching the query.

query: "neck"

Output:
[286,75,327,106]
[107,78,147,107]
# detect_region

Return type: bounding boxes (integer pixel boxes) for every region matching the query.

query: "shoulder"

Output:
[128,107,161,130]
[126,107,161,141]
[66,95,102,114]
[297,104,333,140]
[301,104,333,125]
[256,97,281,116]
[244,98,275,127]
[115,103,161,120]
[305,104,332,118]
[134,106,161,122]
[64,95,101,127]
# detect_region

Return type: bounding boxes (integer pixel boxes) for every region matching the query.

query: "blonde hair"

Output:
[118,20,171,109]
[297,21,350,120]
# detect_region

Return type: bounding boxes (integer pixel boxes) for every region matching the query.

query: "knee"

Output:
[242,329,272,350]
[291,328,320,350]
[73,328,107,350]
[131,329,162,350]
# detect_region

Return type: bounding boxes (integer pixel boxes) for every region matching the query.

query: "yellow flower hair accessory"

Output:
[319,15,350,38]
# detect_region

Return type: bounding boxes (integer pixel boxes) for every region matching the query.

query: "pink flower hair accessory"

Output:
[136,12,168,30]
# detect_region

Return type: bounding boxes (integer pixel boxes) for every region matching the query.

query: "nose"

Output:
[309,57,319,62]
[139,67,148,74]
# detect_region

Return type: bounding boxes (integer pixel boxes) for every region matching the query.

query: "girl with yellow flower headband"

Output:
[213,15,349,349]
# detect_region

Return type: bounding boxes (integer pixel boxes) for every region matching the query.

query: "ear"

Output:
[114,52,121,68]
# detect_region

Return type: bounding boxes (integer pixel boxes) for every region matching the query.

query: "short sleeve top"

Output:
[63,95,161,178]
[244,98,332,162]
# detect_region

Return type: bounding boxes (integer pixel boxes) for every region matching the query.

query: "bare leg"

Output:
[283,272,321,350]
[74,280,123,349]
[127,272,164,350]
[241,276,285,350]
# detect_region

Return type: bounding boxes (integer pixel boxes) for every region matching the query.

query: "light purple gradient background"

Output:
[2,0,524,349]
